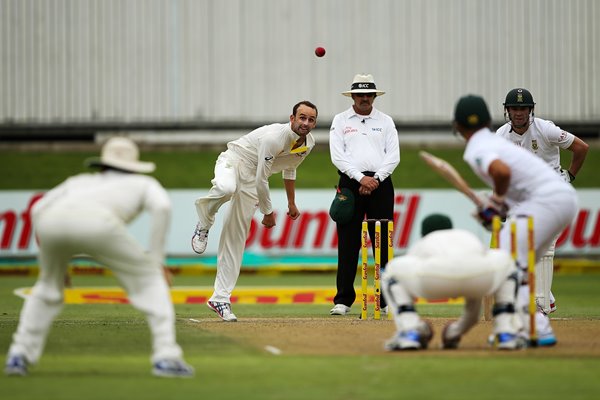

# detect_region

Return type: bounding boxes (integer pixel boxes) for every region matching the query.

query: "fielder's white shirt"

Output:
[496,117,575,172]
[463,127,574,207]
[329,107,400,182]
[226,122,315,215]
[32,171,171,263]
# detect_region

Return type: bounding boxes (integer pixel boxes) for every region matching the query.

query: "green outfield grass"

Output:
[1,146,598,189]
[2,145,599,399]
[1,273,599,399]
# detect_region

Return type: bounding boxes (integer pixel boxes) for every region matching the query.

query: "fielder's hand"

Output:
[162,266,173,287]
[64,273,72,288]
[474,193,508,231]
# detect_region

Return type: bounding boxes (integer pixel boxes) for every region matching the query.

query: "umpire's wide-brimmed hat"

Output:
[342,74,385,97]
[453,94,491,129]
[85,137,155,173]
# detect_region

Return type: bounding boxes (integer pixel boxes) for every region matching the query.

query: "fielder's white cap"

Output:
[342,74,385,97]
[85,136,155,173]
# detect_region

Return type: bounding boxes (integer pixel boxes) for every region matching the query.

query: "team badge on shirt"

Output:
[531,140,538,151]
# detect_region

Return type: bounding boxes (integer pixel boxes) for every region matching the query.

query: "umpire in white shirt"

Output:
[329,74,400,316]
[5,137,194,378]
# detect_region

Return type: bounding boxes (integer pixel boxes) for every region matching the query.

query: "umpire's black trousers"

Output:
[333,171,394,308]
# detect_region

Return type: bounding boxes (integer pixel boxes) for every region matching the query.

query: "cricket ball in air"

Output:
[315,47,326,57]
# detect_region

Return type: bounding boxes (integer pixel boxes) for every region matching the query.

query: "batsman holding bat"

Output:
[454,95,578,347]
[496,88,589,315]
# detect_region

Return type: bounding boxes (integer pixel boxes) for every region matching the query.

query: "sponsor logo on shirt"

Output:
[265,156,274,161]
[343,127,358,134]
[531,139,538,151]
[559,131,568,141]
[372,127,382,132]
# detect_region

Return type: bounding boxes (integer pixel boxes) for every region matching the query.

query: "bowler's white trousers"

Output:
[8,205,182,364]
[195,151,260,303]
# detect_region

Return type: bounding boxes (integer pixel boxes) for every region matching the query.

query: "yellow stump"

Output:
[361,221,369,320]
[527,215,537,346]
[483,215,502,321]
[374,221,381,320]
[387,221,394,320]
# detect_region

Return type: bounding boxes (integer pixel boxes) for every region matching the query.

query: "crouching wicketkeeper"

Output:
[381,214,522,351]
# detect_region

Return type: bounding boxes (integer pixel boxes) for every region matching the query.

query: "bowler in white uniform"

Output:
[191,101,318,322]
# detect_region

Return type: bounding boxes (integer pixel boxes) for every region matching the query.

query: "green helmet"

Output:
[503,88,535,108]
[421,214,453,237]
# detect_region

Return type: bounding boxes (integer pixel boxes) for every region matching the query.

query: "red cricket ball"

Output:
[315,47,326,57]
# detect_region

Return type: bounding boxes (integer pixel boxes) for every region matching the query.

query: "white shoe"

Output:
[5,354,28,376]
[385,321,433,351]
[441,322,461,349]
[191,223,209,254]
[152,358,195,378]
[329,304,351,315]
[207,301,237,322]
[491,332,527,350]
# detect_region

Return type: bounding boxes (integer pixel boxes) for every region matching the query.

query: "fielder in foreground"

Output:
[4,137,194,378]
[455,95,578,347]
[191,101,318,322]
[382,214,520,350]
[496,88,589,315]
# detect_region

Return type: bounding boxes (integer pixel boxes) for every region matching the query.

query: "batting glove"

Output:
[474,194,508,231]
[559,168,575,183]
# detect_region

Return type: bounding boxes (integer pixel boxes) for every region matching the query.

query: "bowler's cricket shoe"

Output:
[191,224,209,254]
[152,358,195,378]
[207,301,237,322]
[4,354,28,376]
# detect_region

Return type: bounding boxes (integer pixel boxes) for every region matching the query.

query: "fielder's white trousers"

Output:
[7,206,182,365]
[195,151,259,303]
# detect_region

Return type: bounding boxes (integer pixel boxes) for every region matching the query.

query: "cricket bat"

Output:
[420,150,493,320]
[418,151,484,208]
